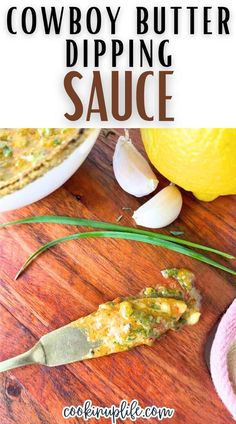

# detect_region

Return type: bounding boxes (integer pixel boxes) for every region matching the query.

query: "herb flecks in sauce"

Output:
[161,268,195,291]
[71,268,201,359]
[0,128,90,197]
[0,142,13,158]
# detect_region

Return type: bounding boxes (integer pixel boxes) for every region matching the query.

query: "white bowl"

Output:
[0,129,100,213]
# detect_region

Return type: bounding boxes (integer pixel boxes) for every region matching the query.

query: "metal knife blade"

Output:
[0,325,100,373]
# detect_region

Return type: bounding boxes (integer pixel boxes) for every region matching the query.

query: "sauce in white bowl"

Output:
[0,128,100,212]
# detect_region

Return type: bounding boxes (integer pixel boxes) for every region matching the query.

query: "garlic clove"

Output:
[133,184,183,229]
[113,136,158,197]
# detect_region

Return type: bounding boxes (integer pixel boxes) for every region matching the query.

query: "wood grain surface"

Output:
[0,129,235,424]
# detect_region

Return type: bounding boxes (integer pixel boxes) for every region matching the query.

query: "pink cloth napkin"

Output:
[210,299,236,420]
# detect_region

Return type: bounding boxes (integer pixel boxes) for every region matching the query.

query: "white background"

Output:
[0,0,235,127]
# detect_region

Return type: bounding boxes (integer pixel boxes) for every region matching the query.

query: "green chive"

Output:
[1,215,234,259]
[14,230,236,280]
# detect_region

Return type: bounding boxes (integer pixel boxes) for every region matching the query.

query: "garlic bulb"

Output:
[113,135,158,197]
[133,184,183,228]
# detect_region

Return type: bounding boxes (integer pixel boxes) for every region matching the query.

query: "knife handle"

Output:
[0,342,46,373]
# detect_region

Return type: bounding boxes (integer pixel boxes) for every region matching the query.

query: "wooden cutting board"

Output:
[0,129,235,424]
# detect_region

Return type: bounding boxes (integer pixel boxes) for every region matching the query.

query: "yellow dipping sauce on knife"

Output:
[71,268,201,359]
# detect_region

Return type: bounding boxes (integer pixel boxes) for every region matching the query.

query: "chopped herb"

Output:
[162,268,194,291]
[161,269,179,279]
[122,207,132,212]
[132,310,154,326]
[0,216,235,279]
[170,231,184,236]
[53,138,61,146]
[156,287,183,300]
[0,143,12,158]
[116,215,123,223]
[151,303,161,310]
[126,335,137,342]
[134,327,146,335]
[143,287,159,297]
[102,129,119,139]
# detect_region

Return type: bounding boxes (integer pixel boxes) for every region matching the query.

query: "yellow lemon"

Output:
[141,128,236,201]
